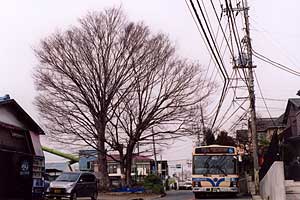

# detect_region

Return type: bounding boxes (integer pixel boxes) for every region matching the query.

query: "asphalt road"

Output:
[160,190,252,200]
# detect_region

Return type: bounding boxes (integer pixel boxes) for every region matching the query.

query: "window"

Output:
[56,173,80,182]
[80,174,95,182]
[131,165,136,174]
[193,155,236,175]
[108,164,118,174]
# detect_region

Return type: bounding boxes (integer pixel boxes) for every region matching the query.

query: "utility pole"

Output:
[181,163,184,181]
[200,106,205,145]
[241,0,259,194]
[152,134,158,175]
[224,0,259,193]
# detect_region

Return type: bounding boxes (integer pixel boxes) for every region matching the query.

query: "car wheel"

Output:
[70,192,77,200]
[91,191,98,200]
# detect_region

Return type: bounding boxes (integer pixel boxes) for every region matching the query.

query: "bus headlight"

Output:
[197,182,201,187]
[230,180,238,187]
[192,181,201,187]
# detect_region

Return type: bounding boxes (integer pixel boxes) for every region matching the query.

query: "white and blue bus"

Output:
[192,145,240,198]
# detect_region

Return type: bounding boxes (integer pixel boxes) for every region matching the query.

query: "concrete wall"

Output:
[260,161,286,200]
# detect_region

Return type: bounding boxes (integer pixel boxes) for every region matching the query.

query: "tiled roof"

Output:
[256,117,284,132]
[283,98,300,124]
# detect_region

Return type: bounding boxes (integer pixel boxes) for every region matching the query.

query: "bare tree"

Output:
[34,8,153,190]
[106,34,215,185]
[215,131,236,146]
[34,7,215,189]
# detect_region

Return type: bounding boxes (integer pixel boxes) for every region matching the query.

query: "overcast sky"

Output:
[1,0,300,161]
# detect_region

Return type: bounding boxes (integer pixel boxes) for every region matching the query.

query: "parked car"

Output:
[45,172,97,200]
[178,181,185,190]
[183,181,192,190]
[178,181,192,190]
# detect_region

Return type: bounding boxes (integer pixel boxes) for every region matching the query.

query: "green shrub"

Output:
[143,174,164,194]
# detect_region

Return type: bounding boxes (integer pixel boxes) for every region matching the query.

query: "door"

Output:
[84,174,97,195]
[76,173,96,197]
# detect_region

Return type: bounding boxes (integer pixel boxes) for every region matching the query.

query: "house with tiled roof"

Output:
[256,115,285,144]
[280,98,300,180]
[79,150,154,185]
[0,95,45,199]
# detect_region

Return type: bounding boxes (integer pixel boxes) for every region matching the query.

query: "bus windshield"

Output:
[193,155,236,175]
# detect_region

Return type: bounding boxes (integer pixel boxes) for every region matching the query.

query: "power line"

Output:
[225,0,243,63]
[184,0,223,80]
[250,16,300,69]
[254,72,276,126]
[253,49,300,77]
[195,0,229,79]
[229,109,249,131]
[188,0,230,130]
[205,17,230,83]
[215,71,240,128]
[218,97,248,129]
[185,0,228,129]
[210,0,234,58]
[256,97,286,102]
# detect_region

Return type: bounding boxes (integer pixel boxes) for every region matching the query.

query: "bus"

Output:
[192,145,240,198]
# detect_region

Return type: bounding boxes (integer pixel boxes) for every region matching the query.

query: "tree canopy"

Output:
[34,8,215,188]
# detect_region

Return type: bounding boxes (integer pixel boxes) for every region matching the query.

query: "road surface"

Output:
[160,190,252,200]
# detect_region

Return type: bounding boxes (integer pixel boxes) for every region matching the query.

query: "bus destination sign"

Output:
[195,147,235,154]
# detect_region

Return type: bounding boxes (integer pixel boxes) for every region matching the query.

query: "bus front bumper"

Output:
[193,187,238,193]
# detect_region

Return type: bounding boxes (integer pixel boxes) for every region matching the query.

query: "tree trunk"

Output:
[97,141,110,191]
[96,121,110,191]
[125,154,133,187]
[125,144,135,187]
[118,147,126,188]
[120,160,126,187]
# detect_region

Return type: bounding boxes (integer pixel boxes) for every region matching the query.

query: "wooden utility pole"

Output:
[152,134,158,175]
[241,0,259,194]
[200,106,205,145]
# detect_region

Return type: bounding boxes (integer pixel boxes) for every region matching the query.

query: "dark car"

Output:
[45,172,97,200]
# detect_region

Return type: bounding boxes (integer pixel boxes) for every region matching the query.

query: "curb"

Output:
[98,193,163,200]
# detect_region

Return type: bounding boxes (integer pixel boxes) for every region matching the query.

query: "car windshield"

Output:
[56,173,80,182]
[193,155,236,175]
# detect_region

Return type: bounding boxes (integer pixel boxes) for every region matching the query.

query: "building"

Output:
[79,150,153,185]
[45,162,72,181]
[259,98,300,181]
[150,160,169,180]
[280,98,300,180]
[0,96,45,199]
[256,116,285,144]
[168,159,192,181]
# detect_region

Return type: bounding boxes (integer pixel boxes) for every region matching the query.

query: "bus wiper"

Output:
[204,156,212,175]
[213,165,227,176]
